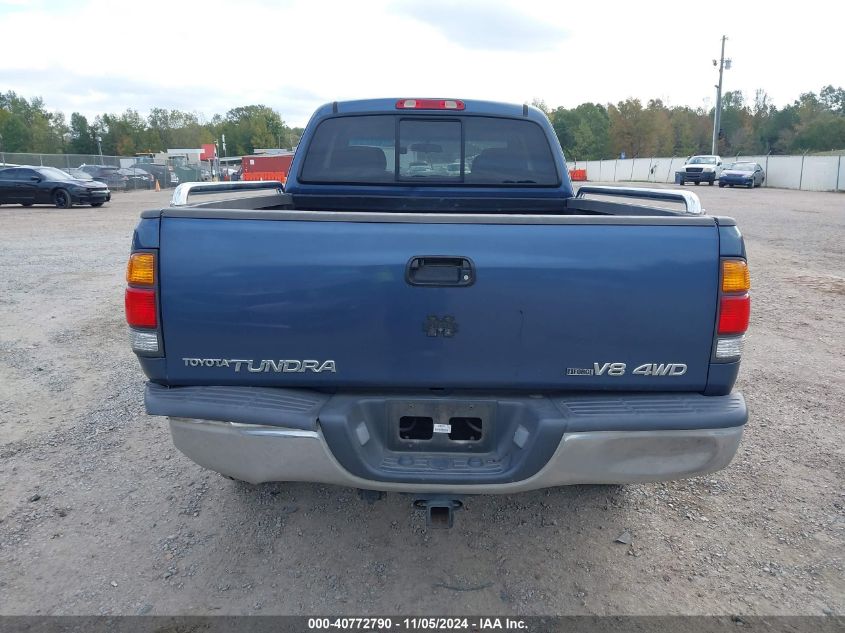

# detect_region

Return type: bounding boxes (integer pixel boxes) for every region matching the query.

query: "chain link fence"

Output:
[0,152,213,193]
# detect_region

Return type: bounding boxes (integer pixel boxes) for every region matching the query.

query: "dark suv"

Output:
[79,165,128,189]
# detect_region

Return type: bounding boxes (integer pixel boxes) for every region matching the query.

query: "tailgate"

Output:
[159,215,719,391]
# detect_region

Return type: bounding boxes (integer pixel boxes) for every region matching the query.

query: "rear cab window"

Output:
[301,115,559,186]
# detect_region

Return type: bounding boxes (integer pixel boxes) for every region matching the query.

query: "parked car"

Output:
[132,163,179,187]
[129,98,749,529]
[0,165,110,208]
[64,168,94,181]
[79,164,128,190]
[679,155,723,185]
[118,167,155,190]
[719,162,765,188]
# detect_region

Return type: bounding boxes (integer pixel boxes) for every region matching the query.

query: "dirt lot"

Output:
[0,185,842,616]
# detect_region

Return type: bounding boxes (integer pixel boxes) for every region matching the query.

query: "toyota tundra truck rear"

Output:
[126,98,749,526]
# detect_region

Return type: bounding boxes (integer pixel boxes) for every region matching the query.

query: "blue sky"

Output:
[0,0,840,126]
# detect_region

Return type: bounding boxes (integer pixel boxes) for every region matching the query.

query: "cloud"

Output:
[391,0,567,52]
[1,0,840,126]
[0,68,327,126]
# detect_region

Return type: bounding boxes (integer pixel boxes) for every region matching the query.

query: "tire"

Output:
[91,202,104,207]
[21,203,33,207]
[708,180,714,185]
[719,182,725,188]
[748,181,754,189]
[53,189,72,209]
[679,179,686,186]
[694,181,700,185]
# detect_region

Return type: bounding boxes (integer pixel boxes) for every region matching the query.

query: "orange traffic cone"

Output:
[154,178,161,192]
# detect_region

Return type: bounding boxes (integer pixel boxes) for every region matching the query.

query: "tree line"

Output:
[1,86,843,160]
[0,91,304,158]
[537,85,845,160]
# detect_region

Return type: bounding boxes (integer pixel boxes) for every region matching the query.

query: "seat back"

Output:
[329,146,387,177]
[469,148,527,181]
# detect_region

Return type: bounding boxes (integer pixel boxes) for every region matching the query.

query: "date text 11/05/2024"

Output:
[307,617,528,630]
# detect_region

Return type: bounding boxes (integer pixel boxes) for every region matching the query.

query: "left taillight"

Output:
[125,252,161,355]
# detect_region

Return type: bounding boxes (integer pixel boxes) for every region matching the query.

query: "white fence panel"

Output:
[800,156,839,191]
[765,156,803,190]
[585,160,602,180]
[630,158,650,181]
[665,157,683,182]
[648,157,674,183]
[838,156,845,192]
[561,153,842,190]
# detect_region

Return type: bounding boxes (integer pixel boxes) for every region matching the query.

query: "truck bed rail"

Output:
[171,181,285,207]
[575,186,704,215]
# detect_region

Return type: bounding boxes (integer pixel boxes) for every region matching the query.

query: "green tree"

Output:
[792,113,845,151]
[220,105,288,155]
[667,107,707,156]
[68,113,98,154]
[0,111,31,152]
[549,103,610,160]
[608,98,655,158]
[819,85,845,115]
[646,99,674,156]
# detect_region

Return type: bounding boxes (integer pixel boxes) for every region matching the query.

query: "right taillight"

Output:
[715,259,750,359]
[125,251,161,355]
[125,287,157,328]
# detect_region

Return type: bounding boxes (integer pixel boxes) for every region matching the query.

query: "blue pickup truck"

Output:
[126,98,750,527]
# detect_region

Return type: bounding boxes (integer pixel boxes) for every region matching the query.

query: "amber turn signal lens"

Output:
[722,260,750,293]
[126,253,155,286]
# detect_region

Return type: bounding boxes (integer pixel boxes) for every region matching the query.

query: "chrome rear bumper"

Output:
[168,417,744,493]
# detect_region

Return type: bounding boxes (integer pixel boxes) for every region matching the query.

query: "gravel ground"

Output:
[0,185,842,616]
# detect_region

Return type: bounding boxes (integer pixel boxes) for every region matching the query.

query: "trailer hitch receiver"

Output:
[413,496,463,529]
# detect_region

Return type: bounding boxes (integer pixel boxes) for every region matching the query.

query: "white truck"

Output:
[679,155,723,186]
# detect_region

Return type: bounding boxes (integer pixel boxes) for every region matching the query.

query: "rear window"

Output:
[300,115,559,186]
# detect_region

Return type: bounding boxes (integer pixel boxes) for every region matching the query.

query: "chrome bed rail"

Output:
[170,181,285,207]
[575,185,704,215]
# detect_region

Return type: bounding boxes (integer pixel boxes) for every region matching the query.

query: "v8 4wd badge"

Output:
[567,362,688,377]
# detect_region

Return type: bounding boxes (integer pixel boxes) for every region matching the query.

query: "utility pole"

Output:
[712,35,731,155]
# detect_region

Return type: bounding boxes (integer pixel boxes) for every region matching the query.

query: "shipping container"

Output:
[241,154,294,182]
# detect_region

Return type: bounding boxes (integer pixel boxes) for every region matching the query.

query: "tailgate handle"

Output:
[406,256,475,287]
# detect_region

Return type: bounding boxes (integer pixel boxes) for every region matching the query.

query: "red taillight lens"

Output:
[125,287,157,328]
[395,98,465,110]
[718,294,750,334]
